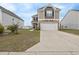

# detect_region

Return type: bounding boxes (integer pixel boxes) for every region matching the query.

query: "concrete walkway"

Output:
[25,31,79,55]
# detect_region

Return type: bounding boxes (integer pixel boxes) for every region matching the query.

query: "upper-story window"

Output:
[46,10,52,17]
[45,7,54,18]
[33,16,38,21]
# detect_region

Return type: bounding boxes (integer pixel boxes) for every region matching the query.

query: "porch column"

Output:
[54,9,55,19]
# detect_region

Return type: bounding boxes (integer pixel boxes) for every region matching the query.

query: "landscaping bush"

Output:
[7,24,18,34]
[0,24,4,34]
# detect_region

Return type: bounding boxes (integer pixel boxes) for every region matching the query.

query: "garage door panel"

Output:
[40,23,58,30]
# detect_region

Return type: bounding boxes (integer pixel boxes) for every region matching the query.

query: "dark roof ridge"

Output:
[0,6,24,21]
[60,9,79,23]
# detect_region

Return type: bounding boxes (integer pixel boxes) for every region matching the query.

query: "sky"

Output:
[0,3,79,26]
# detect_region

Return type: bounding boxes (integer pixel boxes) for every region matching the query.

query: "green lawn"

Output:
[60,29,79,35]
[0,29,40,52]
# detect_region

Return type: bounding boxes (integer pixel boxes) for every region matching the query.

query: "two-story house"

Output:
[32,14,38,29]
[32,4,60,30]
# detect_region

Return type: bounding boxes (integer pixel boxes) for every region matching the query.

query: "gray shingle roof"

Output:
[0,6,24,21]
[38,5,60,11]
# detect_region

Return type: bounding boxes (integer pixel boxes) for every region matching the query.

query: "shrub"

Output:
[7,24,18,34]
[0,24,4,34]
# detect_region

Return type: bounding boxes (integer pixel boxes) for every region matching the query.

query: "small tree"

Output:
[0,24,4,34]
[7,24,18,34]
[14,24,18,34]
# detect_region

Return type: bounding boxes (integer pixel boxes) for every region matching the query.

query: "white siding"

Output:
[54,11,59,19]
[61,11,79,29]
[2,12,24,29]
[0,9,2,24]
[18,19,24,28]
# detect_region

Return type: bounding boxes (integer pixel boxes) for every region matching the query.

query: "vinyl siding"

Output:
[0,9,2,24]
[2,11,24,29]
[55,11,59,19]
[61,11,79,29]
[38,10,45,20]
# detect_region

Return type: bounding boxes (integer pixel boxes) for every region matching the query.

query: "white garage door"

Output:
[40,23,58,30]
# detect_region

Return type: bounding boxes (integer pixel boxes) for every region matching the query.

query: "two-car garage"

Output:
[40,22,58,31]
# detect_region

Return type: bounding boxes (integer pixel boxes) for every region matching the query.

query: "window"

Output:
[34,17,38,21]
[45,7,54,18]
[12,18,15,24]
[12,18,14,21]
[46,10,52,17]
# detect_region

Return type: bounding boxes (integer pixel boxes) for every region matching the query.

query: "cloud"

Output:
[56,4,75,19]
[17,11,37,26]
[0,3,16,12]
[52,4,65,9]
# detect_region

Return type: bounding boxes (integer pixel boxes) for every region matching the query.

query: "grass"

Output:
[60,29,79,35]
[0,29,40,52]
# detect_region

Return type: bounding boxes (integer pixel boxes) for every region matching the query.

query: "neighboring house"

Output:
[32,4,60,30]
[60,10,79,29]
[0,6,24,29]
[32,14,38,29]
[23,26,32,29]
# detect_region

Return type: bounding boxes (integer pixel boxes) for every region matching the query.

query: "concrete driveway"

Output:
[26,30,79,55]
